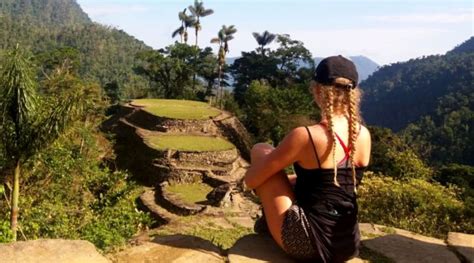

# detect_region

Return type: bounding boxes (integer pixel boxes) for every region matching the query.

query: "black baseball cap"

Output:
[313,55,359,88]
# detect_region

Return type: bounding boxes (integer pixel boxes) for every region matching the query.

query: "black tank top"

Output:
[293,126,365,262]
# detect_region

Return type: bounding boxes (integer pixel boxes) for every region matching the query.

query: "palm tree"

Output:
[211,25,237,107]
[0,47,83,241]
[172,9,196,44]
[188,0,214,47]
[252,30,276,56]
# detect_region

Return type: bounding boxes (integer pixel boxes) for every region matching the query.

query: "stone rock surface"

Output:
[112,235,223,263]
[360,223,460,263]
[228,234,364,263]
[0,239,110,263]
[447,232,474,262]
[228,234,294,263]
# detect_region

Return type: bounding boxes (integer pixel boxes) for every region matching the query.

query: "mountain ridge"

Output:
[0,0,152,97]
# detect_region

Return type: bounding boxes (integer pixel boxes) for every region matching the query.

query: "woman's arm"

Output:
[244,127,307,189]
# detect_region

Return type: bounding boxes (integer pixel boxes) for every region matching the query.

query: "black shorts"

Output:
[281,204,321,262]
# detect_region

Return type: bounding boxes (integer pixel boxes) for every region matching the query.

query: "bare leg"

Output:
[250,143,295,249]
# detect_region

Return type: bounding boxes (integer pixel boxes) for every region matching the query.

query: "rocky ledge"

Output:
[1,226,472,263]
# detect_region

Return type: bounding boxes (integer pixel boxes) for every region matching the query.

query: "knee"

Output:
[251,143,275,163]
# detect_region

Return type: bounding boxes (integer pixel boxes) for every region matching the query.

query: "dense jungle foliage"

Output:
[0,0,472,249]
[0,0,152,99]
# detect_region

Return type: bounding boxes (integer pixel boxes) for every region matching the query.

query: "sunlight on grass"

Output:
[131,99,221,120]
[145,134,235,152]
[166,183,214,205]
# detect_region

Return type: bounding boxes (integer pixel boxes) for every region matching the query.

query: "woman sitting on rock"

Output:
[244,55,372,263]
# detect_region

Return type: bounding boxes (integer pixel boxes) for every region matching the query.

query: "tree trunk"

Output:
[10,160,20,241]
[195,28,199,47]
[218,64,223,108]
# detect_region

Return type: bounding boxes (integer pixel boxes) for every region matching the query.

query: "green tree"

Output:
[135,43,200,99]
[230,51,280,103]
[243,81,315,143]
[188,0,214,47]
[0,47,82,240]
[231,34,314,103]
[273,34,315,85]
[252,30,276,56]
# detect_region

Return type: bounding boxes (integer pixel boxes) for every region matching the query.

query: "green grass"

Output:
[131,99,221,120]
[145,134,235,152]
[166,183,214,205]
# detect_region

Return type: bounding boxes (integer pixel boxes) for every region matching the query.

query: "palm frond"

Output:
[184,16,197,27]
[252,32,260,42]
[178,8,188,20]
[201,9,214,16]
[188,5,198,16]
[172,26,184,38]
[0,47,38,128]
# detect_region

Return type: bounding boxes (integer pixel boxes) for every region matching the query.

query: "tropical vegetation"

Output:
[0,0,472,252]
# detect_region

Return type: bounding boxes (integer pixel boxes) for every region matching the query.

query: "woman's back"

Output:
[296,118,371,171]
[292,119,370,262]
[244,56,372,263]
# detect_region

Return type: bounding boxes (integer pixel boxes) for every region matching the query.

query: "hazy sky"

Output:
[76,0,473,65]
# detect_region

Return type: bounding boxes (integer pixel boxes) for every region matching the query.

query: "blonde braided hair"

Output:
[323,86,340,187]
[348,88,359,192]
[314,78,362,189]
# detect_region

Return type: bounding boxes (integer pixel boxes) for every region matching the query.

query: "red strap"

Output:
[319,122,354,166]
[334,133,351,166]
[334,133,351,155]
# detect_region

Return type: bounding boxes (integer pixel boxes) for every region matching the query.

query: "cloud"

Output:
[365,9,473,24]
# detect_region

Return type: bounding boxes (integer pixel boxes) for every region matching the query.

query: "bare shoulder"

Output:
[359,125,372,141]
[283,126,309,143]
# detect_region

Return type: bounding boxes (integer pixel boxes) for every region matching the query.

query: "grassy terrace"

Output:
[145,134,235,152]
[131,99,221,120]
[166,182,214,205]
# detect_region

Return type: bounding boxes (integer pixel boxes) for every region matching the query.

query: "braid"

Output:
[348,88,358,193]
[325,86,340,187]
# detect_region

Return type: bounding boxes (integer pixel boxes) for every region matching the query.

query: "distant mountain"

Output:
[227,55,379,82]
[361,37,473,131]
[0,0,151,97]
[361,37,474,165]
[0,0,91,26]
[448,36,474,55]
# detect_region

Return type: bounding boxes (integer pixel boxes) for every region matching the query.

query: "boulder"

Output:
[360,223,460,263]
[228,234,294,263]
[0,239,110,263]
[112,235,223,263]
[447,232,474,262]
[228,234,364,263]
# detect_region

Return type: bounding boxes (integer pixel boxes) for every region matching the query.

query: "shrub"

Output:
[369,126,433,180]
[0,125,152,251]
[358,172,473,237]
